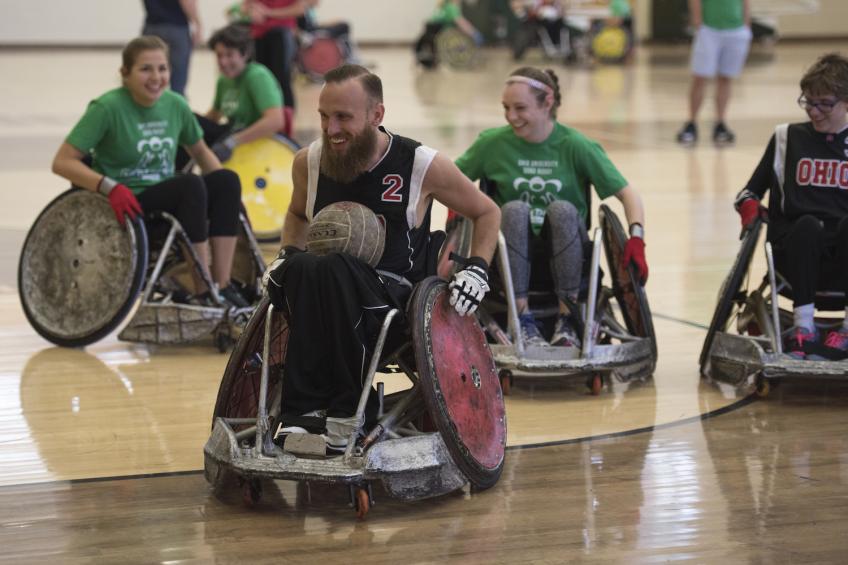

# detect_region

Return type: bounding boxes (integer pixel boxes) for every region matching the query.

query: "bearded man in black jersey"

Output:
[263,64,501,452]
[735,53,848,359]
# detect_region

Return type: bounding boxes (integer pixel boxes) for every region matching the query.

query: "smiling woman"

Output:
[49,35,248,307]
[454,66,648,349]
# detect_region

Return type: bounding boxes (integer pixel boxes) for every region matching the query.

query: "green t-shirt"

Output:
[429,2,461,24]
[702,0,745,30]
[610,0,631,19]
[455,123,628,234]
[66,87,202,193]
[213,61,283,131]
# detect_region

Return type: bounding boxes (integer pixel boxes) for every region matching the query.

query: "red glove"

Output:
[107,184,142,226]
[622,236,648,285]
[738,198,762,230]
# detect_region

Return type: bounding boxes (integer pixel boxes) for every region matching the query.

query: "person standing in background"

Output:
[142,0,203,97]
[245,0,306,138]
[676,0,751,146]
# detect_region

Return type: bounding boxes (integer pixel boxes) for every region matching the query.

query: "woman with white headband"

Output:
[455,66,647,348]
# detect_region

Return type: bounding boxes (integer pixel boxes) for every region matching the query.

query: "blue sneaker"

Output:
[519,313,549,348]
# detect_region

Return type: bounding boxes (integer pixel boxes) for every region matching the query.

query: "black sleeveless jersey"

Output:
[305,127,438,282]
[738,122,848,241]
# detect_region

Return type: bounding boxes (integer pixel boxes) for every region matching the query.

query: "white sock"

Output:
[793,303,815,331]
[842,309,848,332]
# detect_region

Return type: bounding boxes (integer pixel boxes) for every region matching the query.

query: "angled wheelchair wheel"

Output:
[224,134,300,243]
[211,296,289,428]
[410,277,506,490]
[297,35,345,82]
[599,204,657,362]
[698,219,763,375]
[590,24,630,63]
[435,27,478,70]
[18,188,148,347]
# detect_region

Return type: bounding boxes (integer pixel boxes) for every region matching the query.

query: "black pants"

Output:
[175,114,231,172]
[269,252,411,423]
[136,170,241,242]
[773,215,848,307]
[254,27,296,110]
[414,22,444,68]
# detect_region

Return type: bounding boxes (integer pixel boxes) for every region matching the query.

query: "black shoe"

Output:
[676,122,697,145]
[713,122,735,145]
[219,283,250,308]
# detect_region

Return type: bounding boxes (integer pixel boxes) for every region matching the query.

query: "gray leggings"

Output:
[500,200,588,303]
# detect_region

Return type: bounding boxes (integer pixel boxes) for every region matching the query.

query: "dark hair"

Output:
[508,66,562,119]
[121,36,169,72]
[208,23,254,58]
[324,64,383,104]
[800,53,848,100]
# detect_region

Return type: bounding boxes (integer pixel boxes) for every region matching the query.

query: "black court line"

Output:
[506,393,756,451]
[0,394,756,490]
[652,311,709,331]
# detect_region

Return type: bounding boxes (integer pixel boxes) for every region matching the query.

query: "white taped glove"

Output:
[448,256,490,316]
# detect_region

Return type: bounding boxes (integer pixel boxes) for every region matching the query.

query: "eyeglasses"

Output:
[797,95,840,113]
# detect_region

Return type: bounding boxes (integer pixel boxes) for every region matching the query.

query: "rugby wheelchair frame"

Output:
[700,218,848,396]
[18,188,265,350]
[442,194,656,395]
[204,272,507,518]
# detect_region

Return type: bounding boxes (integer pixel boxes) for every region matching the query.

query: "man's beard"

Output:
[320,126,378,184]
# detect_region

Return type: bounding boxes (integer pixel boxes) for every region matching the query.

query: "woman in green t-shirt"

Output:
[197,24,285,164]
[455,66,648,348]
[51,36,248,307]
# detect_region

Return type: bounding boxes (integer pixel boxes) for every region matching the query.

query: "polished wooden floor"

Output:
[2,42,848,563]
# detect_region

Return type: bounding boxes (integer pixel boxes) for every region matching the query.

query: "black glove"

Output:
[448,255,490,316]
[211,135,237,163]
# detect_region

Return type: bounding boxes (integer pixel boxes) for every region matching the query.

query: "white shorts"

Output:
[690,25,752,78]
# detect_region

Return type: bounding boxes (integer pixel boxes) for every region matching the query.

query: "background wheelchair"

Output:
[296,32,347,83]
[415,25,481,70]
[221,134,300,243]
[441,195,656,396]
[700,218,848,396]
[204,276,506,518]
[18,188,265,351]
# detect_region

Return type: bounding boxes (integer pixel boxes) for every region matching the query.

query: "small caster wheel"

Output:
[498,369,513,396]
[240,477,262,507]
[588,374,602,396]
[755,375,770,398]
[350,484,373,519]
[215,332,234,353]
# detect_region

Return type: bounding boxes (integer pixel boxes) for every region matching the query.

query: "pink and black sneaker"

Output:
[823,329,848,352]
[785,326,818,359]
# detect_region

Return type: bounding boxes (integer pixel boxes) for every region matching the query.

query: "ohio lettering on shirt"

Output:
[795,158,848,190]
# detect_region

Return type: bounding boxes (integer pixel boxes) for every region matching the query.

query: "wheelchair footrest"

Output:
[118,303,225,344]
[204,418,466,501]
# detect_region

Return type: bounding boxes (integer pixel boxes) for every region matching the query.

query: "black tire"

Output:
[698,219,763,375]
[211,296,289,429]
[599,204,657,365]
[18,188,148,347]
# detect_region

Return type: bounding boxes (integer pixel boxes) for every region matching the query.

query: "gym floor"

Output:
[2,42,848,563]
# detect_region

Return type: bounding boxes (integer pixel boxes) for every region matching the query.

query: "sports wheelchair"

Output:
[204,272,506,518]
[700,218,848,396]
[441,201,656,395]
[18,188,265,350]
[415,25,481,70]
